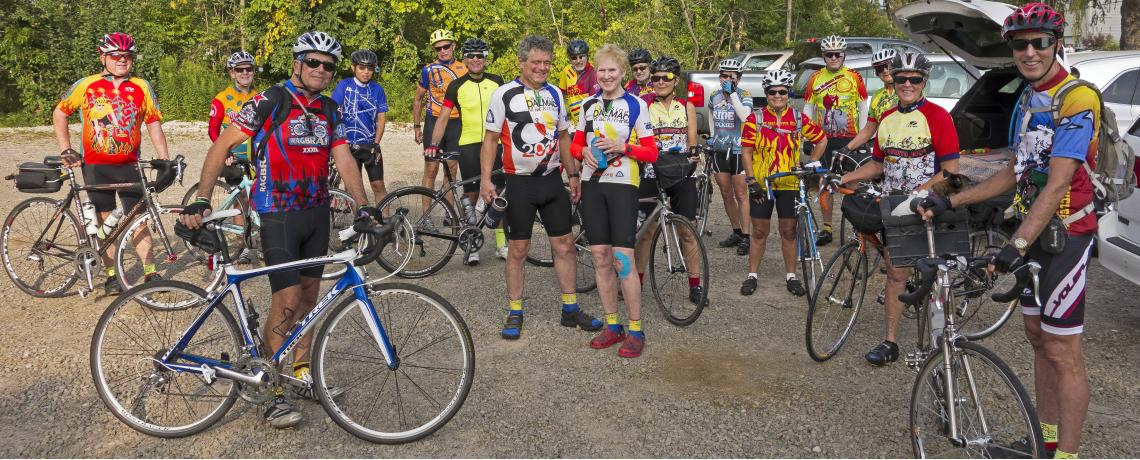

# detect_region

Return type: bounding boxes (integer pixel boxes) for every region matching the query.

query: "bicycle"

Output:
[523,200,598,294]
[824,144,875,249]
[89,208,474,443]
[690,144,717,237]
[634,168,709,326]
[761,166,832,304]
[2,154,218,298]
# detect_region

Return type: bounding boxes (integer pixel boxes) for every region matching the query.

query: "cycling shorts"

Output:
[423,115,462,154]
[457,143,503,194]
[349,145,384,182]
[503,173,572,240]
[639,176,697,221]
[711,149,743,175]
[1020,233,1094,336]
[83,163,143,213]
[581,182,639,248]
[258,205,331,292]
[750,189,797,220]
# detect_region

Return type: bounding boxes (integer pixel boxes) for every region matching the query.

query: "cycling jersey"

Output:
[645,97,690,179]
[443,73,504,146]
[1010,70,1100,236]
[484,79,569,176]
[872,99,959,193]
[571,92,658,186]
[804,67,867,138]
[558,63,599,129]
[56,73,162,165]
[231,80,347,213]
[707,88,753,154]
[419,59,467,119]
[741,106,826,191]
[330,78,388,145]
[209,84,254,158]
[624,79,654,100]
[867,87,897,124]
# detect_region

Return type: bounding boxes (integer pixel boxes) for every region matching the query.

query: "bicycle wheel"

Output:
[957,229,1017,341]
[573,230,597,293]
[323,189,357,279]
[313,282,474,444]
[180,182,251,264]
[116,206,223,293]
[796,209,824,303]
[2,197,82,297]
[910,340,1043,459]
[526,214,554,267]
[806,241,868,361]
[90,280,241,437]
[374,187,458,277]
[694,174,713,236]
[648,214,708,326]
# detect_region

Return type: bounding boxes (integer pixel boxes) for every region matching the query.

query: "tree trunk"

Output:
[239,0,247,51]
[786,0,793,43]
[1124,0,1140,49]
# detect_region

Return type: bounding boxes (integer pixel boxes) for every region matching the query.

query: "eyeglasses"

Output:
[233,67,256,74]
[719,73,737,80]
[650,74,676,83]
[632,64,650,72]
[570,54,587,61]
[766,89,788,96]
[106,52,134,62]
[894,75,925,85]
[302,58,336,72]
[1008,36,1057,51]
[824,52,844,59]
[434,43,453,52]
[464,52,486,59]
[873,64,889,74]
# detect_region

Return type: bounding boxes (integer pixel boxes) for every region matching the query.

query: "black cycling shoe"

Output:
[740,276,757,296]
[736,238,750,256]
[786,277,806,297]
[865,341,899,366]
[103,276,122,296]
[718,232,743,248]
[560,309,603,331]
[816,229,833,247]
[688,286,708,306]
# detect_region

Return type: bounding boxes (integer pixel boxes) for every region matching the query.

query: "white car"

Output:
[1066,51,1140,134]
[791,53,982,113]
[1097,119,1140,286]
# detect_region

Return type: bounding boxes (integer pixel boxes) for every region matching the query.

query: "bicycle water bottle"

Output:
[590,136,608,169]
[484,195,508,228]
[97,208,123,239]
[81,201,99,236]
[460,196,476,226]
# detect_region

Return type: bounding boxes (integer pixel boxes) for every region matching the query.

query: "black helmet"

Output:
[651,56,681,75]
[628,48,652,65]
[350,49,377,67]
[462,38,489,54]
[567,39,589,57]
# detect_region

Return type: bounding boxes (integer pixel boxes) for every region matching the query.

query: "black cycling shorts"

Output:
[750,189,797,220]
[457,143,504,194]
[711,149,743,175]
[639,176,698,221]
[83,163,143,213]
[423,115,462,154]
[581,182,639,248]
[258,205,331,293]
[1021,233,1094,336]
[503,173,572,240]
[350,145,384,182]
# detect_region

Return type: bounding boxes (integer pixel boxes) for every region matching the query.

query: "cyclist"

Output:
[427,37,507,263]
[558,38,599,131]
[414,29,466,206]
[833,49,897,167]
[838,52,959,367]
[707,58,753,256]
[918,5,1097,457]
[209,51,258,263]
[480,34,602,341]
[571,44,659,358]
[802,35,868,246]
[52,32,170,296]
[331,49,389,204]
[632,56,705,305]
[179,31,376,430]
[738,69,828,297]
[624,48,654,100]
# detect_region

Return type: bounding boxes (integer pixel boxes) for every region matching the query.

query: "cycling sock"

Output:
[628,319,644,340]
[561,293,578,313]
[605,313,621,333]
[143,263,157,275]
[733,228,743,237]
[822,223,832,232]
[786,273,796,281]
[106,267,116,277]
[509,298,523,313]
[1041,422,1058,451]
[688,276,700,288]
[494,229,506,248]
[747,272,757,279]
[1054,451,1077,459]
[638,272,644,284]
[292,361,310,380]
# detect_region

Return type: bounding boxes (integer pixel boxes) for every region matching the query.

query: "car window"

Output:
[743,54,781,71]
[883,43,912,55]
[1104,69,1138,104]
[793,68,816,95]
[859,67,885,95]
[997,77,1022,94]
[848,44,873,55]
[925,62,973,99]
[1130,117,1140,137]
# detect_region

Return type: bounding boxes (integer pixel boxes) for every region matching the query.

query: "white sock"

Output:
[786,273,797,281]
[748,273,757,279]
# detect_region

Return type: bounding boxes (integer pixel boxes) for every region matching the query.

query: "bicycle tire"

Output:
[323,188,357,279]
[2,197,82,297]
[374,187,458,278]
[694,174,713,236]
[573,230,597,293]
[525,214,554,267]
[648,214,708,326]
[958,229,1017,341]
[797,208,824,304]
[910,340,1044,459]
[90,280,241,437]
[180,182,251,263]
[313,282,474,444]
[115,206,224,295]
[805,241,868,362]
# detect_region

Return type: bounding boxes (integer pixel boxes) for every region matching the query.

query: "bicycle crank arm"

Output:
[210,365,268,387]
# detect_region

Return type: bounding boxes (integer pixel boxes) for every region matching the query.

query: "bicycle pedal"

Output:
[905,352,926,370]
[77,287,90,299]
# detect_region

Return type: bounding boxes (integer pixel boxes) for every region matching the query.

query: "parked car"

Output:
[1066,51,1140,134]
[790,53,982,113]
[789,37,925,68]
[725,50,795,72]
[685,50,792,136]
[1098,118,1140,286]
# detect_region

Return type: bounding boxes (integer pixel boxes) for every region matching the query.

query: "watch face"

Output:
[1014,238,1029,250]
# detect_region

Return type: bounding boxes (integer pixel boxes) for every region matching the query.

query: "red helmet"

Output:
[98,32,137,54]
[1002,3,1065,40]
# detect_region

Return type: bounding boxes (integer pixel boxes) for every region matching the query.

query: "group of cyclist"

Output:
[54,1,1097,454]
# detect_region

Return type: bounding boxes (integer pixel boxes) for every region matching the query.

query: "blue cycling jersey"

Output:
[330,78,389,145]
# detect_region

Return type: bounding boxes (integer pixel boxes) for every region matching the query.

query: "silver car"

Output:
[791,53,982,113]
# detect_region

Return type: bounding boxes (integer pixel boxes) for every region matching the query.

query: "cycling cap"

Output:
[889,52,932,77]
[651,56,681,75]
[820,35,847,52]
[1002,2,1065,39]
[462,38,489,54]
[871,49,897,66]
[628,48,653,65]
[762,69,795,89]
[718,58,743,72]
[226,51,255,69]
[293,31,343,60]
[567,39,589,56]
[99,32,136,54]
[351,49,378,66]
[429,29,455,46]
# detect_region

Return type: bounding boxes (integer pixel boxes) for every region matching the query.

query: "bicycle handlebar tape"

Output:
[353,208,406,267]
[991,263,1031,303]
[898,257,940,305]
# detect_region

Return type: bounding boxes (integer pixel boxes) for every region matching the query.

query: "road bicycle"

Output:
[691,144,717,237]
[90,208,474,444]
[634,171,709,326]
[761,166,832,305]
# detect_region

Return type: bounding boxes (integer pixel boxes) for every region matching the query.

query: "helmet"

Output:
[871,49,897,66]
[350,49,378,66]
[429,29,455,46]
[567,39,589,57]
[820,35,847,52]
[292,31,343,60]
[98,32,136,54]
[462,38,489,54]
[226,51,255,69]
[889,52,933,77]
[651,56,681,75]
[628,48,652,66]
[718,58,742,73]
[762,69,795,89]
[1002,2,1065,39]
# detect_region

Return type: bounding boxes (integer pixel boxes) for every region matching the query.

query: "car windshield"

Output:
[856,61,974,99]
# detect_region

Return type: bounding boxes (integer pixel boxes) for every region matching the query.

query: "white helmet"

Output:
[820,35,847,52]
[292,31,343,60]
[890,52,933,77]
[718,58,743,73]
[226,51,255,69]
[871,49,897,67]
[762,69,795,89]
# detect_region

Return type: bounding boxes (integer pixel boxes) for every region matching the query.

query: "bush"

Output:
[154,56,231,122]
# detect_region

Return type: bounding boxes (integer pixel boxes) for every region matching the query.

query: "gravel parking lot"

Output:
[0,123,1137,457]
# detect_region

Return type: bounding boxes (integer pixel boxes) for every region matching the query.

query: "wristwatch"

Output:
[1012,237,1029,252]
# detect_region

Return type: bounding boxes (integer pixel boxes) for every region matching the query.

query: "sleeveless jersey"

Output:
[443,73,504,146]
[558,63,599,129]
[804,67,867,138]
[645,97,690,179]
[872,99,959,193]
[867,87,897,124]
[56,74,162,165]
[707,88,753,154]
[484,79,569,176]
[419,59,466,119]
[741,106,826,190]
[576,92,655,186]
[330,78,388,145]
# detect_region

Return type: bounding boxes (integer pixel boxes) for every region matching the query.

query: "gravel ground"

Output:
[0,123,1137,458]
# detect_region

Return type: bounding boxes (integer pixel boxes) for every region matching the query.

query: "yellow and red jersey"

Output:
[558,63,599,129]
[873,99,960,193]
[56,74,162,165]
[209,84,253,158]
[419,59,467,119]
[741,106,826,190]
[803,67,867,139]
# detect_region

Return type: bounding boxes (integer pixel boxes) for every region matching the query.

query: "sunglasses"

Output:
[570,54,587,61]
[106,53,134,62]
[766,89,788,96]
[1008,36,1057,51]
[650,74,676,83]
[233,66,256,74]
[873,64,889,74]
[632,64,650,72]
[719,73,737,79]
[894,75,925,85]
[302,58,336,72]
[434,43,453,52]
[824,52,844,59]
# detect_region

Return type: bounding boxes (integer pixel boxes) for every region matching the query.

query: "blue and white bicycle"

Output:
[89,208,475,444]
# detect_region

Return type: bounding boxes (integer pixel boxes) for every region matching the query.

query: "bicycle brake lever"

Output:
[1028,261,1042,307]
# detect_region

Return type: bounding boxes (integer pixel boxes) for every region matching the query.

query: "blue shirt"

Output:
[331,78,388,145]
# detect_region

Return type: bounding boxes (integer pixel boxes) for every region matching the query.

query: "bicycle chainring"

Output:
[458,227,484,252]
[72,246,102,278]
[234,356,280,403]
